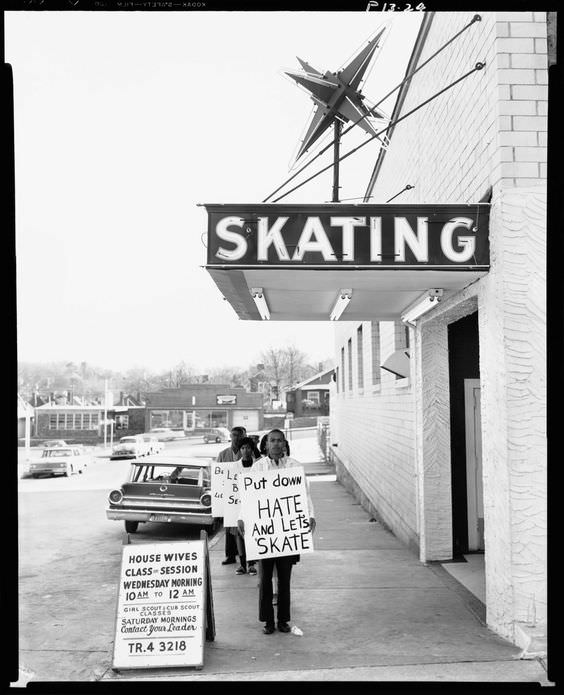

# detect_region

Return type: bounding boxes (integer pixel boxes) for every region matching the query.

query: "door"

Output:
[232,410,259,431]
[464,379,484,550]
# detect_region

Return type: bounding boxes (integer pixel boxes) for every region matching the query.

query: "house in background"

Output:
[285,367,334,418]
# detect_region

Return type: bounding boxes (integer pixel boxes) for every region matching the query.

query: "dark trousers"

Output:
[235,530,255,569]
[259,556,293,625]
[225,527,238,559]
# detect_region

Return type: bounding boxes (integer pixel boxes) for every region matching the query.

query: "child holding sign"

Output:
[239,429,316,635]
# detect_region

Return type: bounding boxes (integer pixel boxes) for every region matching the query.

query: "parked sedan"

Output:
[202,427,231,443]
[106,456,217,534]
[147,427,178,442]
[42,439,67,448]
[110,435,147,460]
[29,447,88,478]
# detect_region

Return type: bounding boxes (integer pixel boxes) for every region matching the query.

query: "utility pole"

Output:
[332,119,341,203]
[103,379,108,450]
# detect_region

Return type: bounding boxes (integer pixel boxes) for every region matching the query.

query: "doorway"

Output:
[448,312,481,557]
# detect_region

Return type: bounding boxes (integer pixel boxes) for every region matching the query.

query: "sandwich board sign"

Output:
[239,466,314,562]
[112,535,214,671]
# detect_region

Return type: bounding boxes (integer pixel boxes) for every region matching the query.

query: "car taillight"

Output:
[199,493,212,507]
[109,489,123,504]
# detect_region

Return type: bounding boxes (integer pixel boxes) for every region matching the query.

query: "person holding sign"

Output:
[231,436,260,576]
[217,426,246,565]
[239,429,316,635]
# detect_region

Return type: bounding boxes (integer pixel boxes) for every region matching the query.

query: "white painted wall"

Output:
[331,11,547,645]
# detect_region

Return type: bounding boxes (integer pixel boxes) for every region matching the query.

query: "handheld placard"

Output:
[211,462,225,518]
[239,466,314,561]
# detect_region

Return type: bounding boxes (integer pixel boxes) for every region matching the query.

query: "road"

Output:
[16,438,227,683]
[16,431,325,683]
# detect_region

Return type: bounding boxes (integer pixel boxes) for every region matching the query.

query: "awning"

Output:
[206,267,488,321]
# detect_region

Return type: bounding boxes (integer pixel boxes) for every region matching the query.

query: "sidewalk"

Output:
[104,456,550,683]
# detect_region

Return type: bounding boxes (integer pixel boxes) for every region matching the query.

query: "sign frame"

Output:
[205,203,490,270]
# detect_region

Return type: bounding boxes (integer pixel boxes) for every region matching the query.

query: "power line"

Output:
[271,62,485,204]
[263,14,482,204]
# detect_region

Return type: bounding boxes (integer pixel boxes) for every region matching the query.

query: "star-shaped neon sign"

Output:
[286,28,388,161]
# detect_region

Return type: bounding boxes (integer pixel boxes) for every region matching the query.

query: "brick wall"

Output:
[331,320,418,550]
[370,12,547,204]
[332,11,547,642]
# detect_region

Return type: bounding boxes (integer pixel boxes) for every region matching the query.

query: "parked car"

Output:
[106,456,217,534]
[29,447,88,478]
[110,435,147,460]
[142,435,164,455]
[42,439,67,448]
[147,427,178,442]
[202,427,231,443]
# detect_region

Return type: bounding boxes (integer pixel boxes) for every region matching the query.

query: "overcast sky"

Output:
[7,10,422,374]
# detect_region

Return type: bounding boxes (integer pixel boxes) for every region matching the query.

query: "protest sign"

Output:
[112,540,208,670]
[239,466,314,561]
[222,464,240,528]
[211,462,225,517]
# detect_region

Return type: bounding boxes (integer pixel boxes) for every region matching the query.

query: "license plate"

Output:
[150,514,171,522]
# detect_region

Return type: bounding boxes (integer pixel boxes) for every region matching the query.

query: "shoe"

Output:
[277,622,291,633]
[247,565,257,576]
[263,623,275,635]
[235,566,246,575]
[222,557,236,565]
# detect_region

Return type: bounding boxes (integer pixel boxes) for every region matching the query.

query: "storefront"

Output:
[202,11,548,652]
[33,404,146,443]
[144,384,264,433]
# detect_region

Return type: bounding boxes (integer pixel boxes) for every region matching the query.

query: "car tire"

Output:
[215,436,221,443]
[125,521,139,534]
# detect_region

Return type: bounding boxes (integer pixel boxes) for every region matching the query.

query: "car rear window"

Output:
[42,449,72,457]
[132,465,209,486]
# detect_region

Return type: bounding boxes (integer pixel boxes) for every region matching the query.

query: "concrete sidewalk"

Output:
[104,458,550,683]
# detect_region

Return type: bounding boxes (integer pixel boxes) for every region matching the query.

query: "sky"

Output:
[7,9,423,374]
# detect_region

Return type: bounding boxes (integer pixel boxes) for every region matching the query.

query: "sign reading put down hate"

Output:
[239,466,314,561]
[112,541,206,670]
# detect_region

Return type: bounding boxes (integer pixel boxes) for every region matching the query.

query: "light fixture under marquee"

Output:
[329,289,353,321]
[401,289,444,325]
[250,288,271,320]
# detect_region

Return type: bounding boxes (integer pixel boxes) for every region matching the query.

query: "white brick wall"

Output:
[333,11,548,644]
[370,12,547,203]
[331,320,418,549]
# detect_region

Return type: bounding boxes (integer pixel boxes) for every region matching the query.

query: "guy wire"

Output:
[263,13,482,204]
[271,62,486,203]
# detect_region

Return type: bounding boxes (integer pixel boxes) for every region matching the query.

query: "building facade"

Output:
[144,384,264,433]
[330,11,548,648]
[33,404,146,443]
[285,367,334,418]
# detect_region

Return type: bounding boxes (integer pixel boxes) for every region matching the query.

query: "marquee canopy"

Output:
[203,203,490,322]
